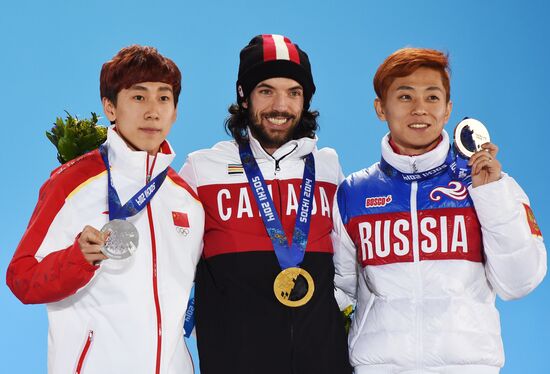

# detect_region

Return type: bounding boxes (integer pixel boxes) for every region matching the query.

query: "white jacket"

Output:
[334,131,546,374]
[7,128,204,374]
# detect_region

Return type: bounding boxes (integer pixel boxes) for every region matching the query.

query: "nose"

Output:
[272,93,289,112]
[411,100,427,116]
[145,102,160,120]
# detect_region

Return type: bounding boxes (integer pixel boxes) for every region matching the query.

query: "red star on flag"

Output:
[172,211,190,228]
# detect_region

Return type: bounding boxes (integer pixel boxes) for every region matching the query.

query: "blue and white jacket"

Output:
[334,130,546,374]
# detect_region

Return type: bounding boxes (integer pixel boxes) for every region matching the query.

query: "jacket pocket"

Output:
[75,330,94,374]
[349,294,375,351]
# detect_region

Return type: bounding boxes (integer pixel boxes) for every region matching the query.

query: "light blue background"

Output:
[1,1,548,372]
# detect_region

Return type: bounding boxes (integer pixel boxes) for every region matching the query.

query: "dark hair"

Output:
[100,45,181,106]
[224,104,319,145]
[374,47,451,103]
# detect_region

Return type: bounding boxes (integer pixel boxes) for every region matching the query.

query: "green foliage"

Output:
[46,111,107,164]
[342,304,354,335]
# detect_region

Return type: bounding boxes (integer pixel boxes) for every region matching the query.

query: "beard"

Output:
[248,110,302,150]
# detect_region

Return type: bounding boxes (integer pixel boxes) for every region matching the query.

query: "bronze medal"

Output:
[273,267,315,307]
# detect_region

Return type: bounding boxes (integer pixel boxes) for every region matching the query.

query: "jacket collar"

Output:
[247,127,317,161]
[381,130,450,174]
[103,126,175,181]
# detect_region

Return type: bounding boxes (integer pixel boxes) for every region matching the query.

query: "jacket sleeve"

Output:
[332,181,359,309]
[6,178,98,304]
[470,174,547,300]
[178,155,199,194]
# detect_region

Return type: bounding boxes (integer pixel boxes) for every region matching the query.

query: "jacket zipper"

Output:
[290,309,295,374]
[266,144,299,373]
[75,330,93,374]
[146,155,163,374]
[410,181,423,370]
[269,160,294,372]
[268,144,298,174]
[274,179,282,221]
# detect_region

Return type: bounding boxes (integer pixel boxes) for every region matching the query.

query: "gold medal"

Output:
[273,267,315,307]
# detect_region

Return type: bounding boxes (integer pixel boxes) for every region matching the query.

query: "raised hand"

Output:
[469,143,502,188]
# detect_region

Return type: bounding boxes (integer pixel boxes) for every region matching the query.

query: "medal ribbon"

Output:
[380,147,472,185]
[183,285,195,338]
[239,143,315,270]
[99,144,168,221]
[450,146,473,185]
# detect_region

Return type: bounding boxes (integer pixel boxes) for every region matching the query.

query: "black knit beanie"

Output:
[236,34,316,109]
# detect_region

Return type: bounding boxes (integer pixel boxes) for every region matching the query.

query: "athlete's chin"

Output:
[251,126,293,148]
[267,133,293,148]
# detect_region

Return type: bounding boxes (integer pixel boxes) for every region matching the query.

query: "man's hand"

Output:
[78,225,109,265]
[469,143,502,188]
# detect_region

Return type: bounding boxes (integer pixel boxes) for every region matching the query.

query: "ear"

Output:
[102,98,117,122]
[443,100,453,124]
[242,99,248,109]
[374,98,386,121]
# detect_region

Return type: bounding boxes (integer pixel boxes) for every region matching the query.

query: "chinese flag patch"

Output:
[172,211,190,228]
[523,204,542,237]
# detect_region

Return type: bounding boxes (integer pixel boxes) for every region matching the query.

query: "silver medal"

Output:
[454,118,491,159]
[100,219,139,260]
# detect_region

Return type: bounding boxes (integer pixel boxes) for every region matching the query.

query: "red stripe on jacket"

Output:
[6,150,105,304]
[198,179,336,259]
[346,207,483,267]
[167,168,200,201]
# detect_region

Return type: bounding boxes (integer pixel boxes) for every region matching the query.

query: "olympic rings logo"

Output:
[176,227,190,236]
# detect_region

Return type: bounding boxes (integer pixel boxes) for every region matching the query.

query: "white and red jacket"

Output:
[179,132,352,374]
[334,131,546,374]
[7,128,204,374]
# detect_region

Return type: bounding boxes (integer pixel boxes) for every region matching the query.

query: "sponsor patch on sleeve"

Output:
[523,203,542,237]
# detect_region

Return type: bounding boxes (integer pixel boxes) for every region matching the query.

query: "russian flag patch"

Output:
[523,204,542,237]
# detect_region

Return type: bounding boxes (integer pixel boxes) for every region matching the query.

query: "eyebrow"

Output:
[158,86,174,93]
[129,84,173,93]
[256,83,303,91]
[129,84,148,91]
[396,85,444,93]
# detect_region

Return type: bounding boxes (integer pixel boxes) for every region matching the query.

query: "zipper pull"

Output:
[275,159,281,172]
[411,159,418,173]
